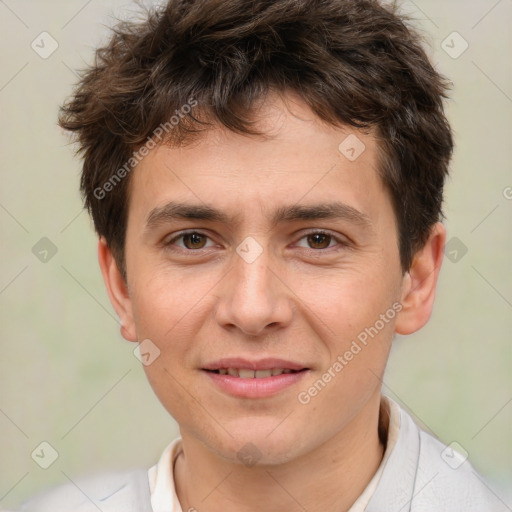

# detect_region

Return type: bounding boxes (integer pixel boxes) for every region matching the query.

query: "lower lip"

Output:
[203,370,308,398]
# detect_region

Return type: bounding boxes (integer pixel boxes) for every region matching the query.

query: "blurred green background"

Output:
[1,0,511,508]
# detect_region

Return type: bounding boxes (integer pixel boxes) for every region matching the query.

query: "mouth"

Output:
[201,359,310,398]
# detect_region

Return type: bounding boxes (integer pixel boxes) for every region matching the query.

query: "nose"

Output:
[213,241,294,337]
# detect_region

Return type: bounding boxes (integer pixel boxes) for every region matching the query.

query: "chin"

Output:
[208,422,311,467]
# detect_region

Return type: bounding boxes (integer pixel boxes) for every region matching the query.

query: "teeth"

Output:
[255,369,272,378]
[238,369,255,379]
[216,368,297,378]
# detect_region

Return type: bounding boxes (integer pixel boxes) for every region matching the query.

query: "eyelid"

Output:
[294,229,351,250]
[164,229,216,250]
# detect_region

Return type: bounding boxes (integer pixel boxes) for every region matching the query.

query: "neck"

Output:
[174,393,386,512]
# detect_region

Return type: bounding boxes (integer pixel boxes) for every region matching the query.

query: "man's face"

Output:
[120,93,407,464]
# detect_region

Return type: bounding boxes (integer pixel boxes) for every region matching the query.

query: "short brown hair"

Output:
[59,0,453,276]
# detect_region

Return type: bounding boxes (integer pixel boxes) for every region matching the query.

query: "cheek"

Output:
[303,267,398,328]
[129,264,211,335]
[141,359,209,439]
[299,314,396,425]
[301,267,400,389]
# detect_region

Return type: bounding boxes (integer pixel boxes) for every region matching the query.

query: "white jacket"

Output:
[17,399,508,512]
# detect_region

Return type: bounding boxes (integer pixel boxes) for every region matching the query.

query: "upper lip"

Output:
[202,358,308,371]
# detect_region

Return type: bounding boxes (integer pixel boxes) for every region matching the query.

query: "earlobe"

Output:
[97,238,138,342]
[394,222,446,335]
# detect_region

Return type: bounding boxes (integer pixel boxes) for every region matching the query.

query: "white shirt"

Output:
[19,395,507,512]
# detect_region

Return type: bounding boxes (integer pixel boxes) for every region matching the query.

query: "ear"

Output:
[394,222,446,335]
[97,237,137,342]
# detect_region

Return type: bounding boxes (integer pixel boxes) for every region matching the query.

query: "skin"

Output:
[99,91,445,512]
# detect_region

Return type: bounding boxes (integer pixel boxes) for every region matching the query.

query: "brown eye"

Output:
[164,230,216,253]
[307,233,332,249]
[182,232,208,249]
[295,230,348,253]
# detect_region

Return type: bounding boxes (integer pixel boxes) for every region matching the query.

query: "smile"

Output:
[202,367,309,398]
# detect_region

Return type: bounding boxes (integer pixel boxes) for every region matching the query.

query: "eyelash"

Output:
[164,229,350,254]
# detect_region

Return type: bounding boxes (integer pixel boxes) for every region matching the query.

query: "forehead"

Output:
[126,93,393,233]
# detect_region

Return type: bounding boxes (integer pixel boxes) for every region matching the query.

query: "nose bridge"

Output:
[215,236,292,336]
[235,241,273,301]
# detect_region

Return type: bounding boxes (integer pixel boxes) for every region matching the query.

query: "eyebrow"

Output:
[145,201,373,232]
